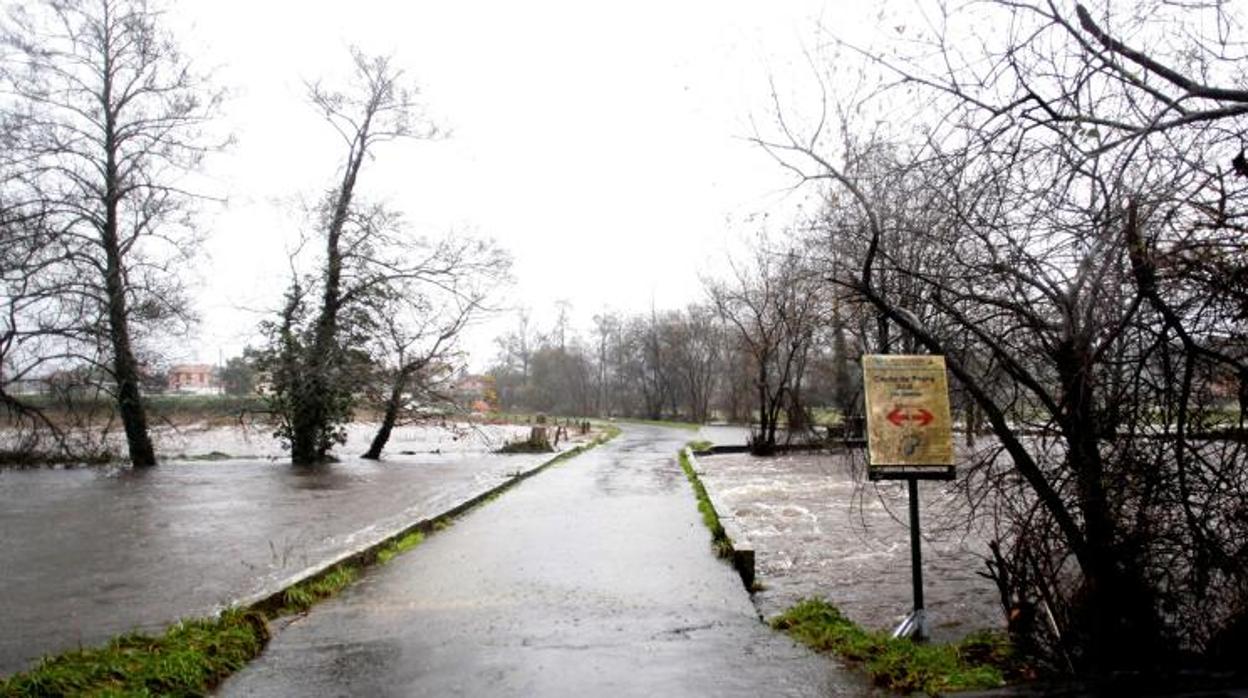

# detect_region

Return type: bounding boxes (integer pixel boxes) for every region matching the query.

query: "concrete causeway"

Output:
[219,424,866,696]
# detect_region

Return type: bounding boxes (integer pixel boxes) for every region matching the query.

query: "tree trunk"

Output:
[102,214,155,466]
[108,317,156,467]
[965,401,977,447]
[1055,338,1163,670]
[291,424,318,465]
[102,70,155,467]
[291,116,372,465]
[363,378,405,460]
[753,362,777,455]
[290,381,321,465]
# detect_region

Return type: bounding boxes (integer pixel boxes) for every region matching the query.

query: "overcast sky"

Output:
[166,1,872,369]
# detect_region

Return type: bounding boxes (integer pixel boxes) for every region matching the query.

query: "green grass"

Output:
[0,609,269,697]
[686,439,713,452]
[772,598,1014,694]
[376,530,425,565]
[278,564,359,615]
[810,407,844,427]
[145,394,268,415]
[483,411,587,426]
[678,448,733,558]
[619,417,702,431]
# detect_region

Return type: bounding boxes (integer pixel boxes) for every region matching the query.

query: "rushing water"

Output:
[692,447,1003,643]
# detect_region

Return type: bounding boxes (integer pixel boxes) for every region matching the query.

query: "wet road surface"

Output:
[0,443,554,676]
[219,424,866,697]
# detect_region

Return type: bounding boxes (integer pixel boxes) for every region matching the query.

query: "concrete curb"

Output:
[234,430,619,618]
[683,447,756,593]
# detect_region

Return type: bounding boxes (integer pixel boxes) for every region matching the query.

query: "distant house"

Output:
[167,364,220,394]
[451,373,496,412]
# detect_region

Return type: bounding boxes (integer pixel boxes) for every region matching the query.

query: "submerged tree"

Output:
[1,0,222,466]
[261,49,443,465]
[360,234,510,460]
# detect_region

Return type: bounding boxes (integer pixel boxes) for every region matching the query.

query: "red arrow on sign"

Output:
[887,407,908,426]
[886,407,935,427]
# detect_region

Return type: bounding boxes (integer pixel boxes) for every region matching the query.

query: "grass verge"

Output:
[678,448,733,558]
[0,609,269,697]
[772,598,1016,695]
[620,417,702,431]
[277,564,360,615]
[0,424,622,695]
[376,530,426,565]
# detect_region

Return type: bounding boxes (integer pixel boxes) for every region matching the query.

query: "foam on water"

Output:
[696,450,1003,642]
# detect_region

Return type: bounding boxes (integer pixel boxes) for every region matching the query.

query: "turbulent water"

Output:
[692,442,1003,643]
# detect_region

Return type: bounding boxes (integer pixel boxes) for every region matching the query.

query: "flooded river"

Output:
[692,445,1003,643]
[0,423,562,676]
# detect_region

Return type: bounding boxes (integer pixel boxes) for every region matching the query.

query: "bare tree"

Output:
[0,196,75,460]
[616,310,675,420]
[756,0,1248,671]
[262,48,438,465]
[591,310,620,416]
[708,240,826,454]
[488,304,729,423]
[665,305,723,423]
[361,234,510,460]
[1,0,222,466]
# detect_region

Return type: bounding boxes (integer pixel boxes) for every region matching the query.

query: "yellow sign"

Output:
[862,354,954,467]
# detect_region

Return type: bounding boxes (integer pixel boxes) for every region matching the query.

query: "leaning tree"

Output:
[360,233,510,460]
[260,49,453,465]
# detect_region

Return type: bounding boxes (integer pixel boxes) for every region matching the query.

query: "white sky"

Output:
[166,0,874,370]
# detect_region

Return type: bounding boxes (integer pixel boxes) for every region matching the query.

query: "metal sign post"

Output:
[862,355,956,643]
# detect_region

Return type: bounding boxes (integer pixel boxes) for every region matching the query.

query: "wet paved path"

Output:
[0,447,553,676]
[220,425,865,697]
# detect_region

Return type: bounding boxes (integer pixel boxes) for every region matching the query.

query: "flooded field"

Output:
[0,422,579,676]
[693,449,1003,643]
[146,421,537,460]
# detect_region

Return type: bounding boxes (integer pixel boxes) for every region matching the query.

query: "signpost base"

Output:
[891,609,928,641]
[869,473,945,644]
